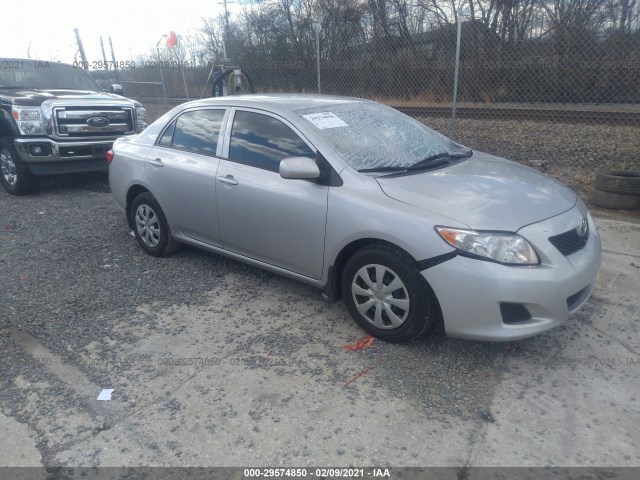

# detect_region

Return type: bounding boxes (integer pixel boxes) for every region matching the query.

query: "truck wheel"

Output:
[0,141,36,195]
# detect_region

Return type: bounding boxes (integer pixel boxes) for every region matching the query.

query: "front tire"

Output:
[0,141,36,196]
[130,192,180,256]
[341,244,438,343]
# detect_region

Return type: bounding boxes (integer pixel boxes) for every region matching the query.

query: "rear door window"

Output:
[169,109,225,156]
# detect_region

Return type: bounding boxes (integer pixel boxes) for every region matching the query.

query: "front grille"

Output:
[54,107,134,138]
[549,223,589,256]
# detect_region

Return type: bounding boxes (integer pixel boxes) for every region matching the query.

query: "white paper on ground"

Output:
[97,389,114,401]
[302,112,349,130]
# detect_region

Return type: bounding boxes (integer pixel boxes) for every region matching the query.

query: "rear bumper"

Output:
[14,138,112,174]
[423,207,602,341]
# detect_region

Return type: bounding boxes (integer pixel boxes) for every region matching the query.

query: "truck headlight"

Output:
[12,106,44,135]
[136,106,148,132]
[436,227,539,265]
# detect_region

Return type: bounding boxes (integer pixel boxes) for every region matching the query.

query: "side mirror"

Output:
[110,84,124,95]
[280,157,321,180]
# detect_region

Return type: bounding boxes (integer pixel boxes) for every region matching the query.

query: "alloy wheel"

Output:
[0,148,18,187]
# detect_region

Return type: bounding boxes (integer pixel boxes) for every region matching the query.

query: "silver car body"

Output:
[109,94,601,341]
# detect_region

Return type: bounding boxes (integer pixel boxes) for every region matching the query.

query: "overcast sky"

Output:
[1,0,233,63]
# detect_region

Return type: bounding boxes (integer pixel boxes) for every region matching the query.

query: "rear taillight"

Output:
[106,150,114,163]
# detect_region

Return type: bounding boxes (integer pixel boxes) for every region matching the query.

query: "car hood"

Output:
[376,152,576,231]
[1,89,131,106]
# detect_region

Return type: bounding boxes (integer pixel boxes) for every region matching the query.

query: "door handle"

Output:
[149,158,164,167]
[217,175,238,186]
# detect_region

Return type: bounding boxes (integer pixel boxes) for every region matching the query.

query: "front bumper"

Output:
[423,206,602,341]
[14,138,112,174]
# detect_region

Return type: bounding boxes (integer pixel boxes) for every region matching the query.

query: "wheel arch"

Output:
[125,184,151,229]
[1,110,20,137]
[324,238,423,302]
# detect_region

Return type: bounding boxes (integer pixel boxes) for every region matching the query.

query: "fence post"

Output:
[316,23,321,94]
[155,36,169,109]
[449,15,462,140]
[181,67,190,100]
[157,59,168,108]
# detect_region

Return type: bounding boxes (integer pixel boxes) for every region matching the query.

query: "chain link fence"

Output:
[101,20,640,124]
[95,7,640,203]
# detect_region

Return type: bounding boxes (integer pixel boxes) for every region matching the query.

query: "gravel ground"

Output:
[0,174,511,465]
[0,173,506,416]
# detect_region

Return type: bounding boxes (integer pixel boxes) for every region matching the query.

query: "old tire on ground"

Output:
[341,243,439,343]
[589,187,640,210]
[130,192,180,256]
[0,141,36,196]
[595,171,640,195]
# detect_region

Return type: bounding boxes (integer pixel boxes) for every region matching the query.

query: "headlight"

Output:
[12,106,44,135]
[136,106,148,132]
[435,227,539,265]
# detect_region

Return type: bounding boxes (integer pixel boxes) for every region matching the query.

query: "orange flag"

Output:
[166,31,177,49]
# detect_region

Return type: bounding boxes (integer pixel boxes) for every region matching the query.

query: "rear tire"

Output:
[0,141,36,196]
[341,244,438,343]
[130,192,180,256]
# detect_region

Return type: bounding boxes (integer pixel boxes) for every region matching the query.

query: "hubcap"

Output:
[134,204,161,248]
[0,148,18,186]
[351,264,410,329]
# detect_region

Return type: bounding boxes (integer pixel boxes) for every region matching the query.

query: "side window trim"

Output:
[217,108,232,158]
[154,107,228,158]
[156,119,176,147]
[221,107,316,163]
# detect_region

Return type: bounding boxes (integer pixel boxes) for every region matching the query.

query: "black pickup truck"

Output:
[0,58,148,195]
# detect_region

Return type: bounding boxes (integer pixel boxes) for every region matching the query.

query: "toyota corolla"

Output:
[108,94,601,343]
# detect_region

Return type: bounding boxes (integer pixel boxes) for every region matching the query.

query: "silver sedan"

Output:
[108,94,601,343]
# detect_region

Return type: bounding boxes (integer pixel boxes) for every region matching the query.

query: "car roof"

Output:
[179,94,371,115]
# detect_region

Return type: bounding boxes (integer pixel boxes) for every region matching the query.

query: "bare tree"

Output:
[196,16,226,62]
[540,0,608,32]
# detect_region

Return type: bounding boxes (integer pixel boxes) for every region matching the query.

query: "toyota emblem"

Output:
[576,217,589,237]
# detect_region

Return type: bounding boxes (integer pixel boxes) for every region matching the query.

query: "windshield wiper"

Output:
[358,150,472,174]
[406,151,473,171]
[358,166,411,173]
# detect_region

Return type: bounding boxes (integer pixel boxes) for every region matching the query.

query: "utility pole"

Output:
[74,28,88,69]
[100,37,109,70]
[109,36,120,82]
[219,0,233,61]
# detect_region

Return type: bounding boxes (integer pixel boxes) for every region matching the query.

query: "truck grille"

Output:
[549,223,589,256]
[54,107,134,138]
